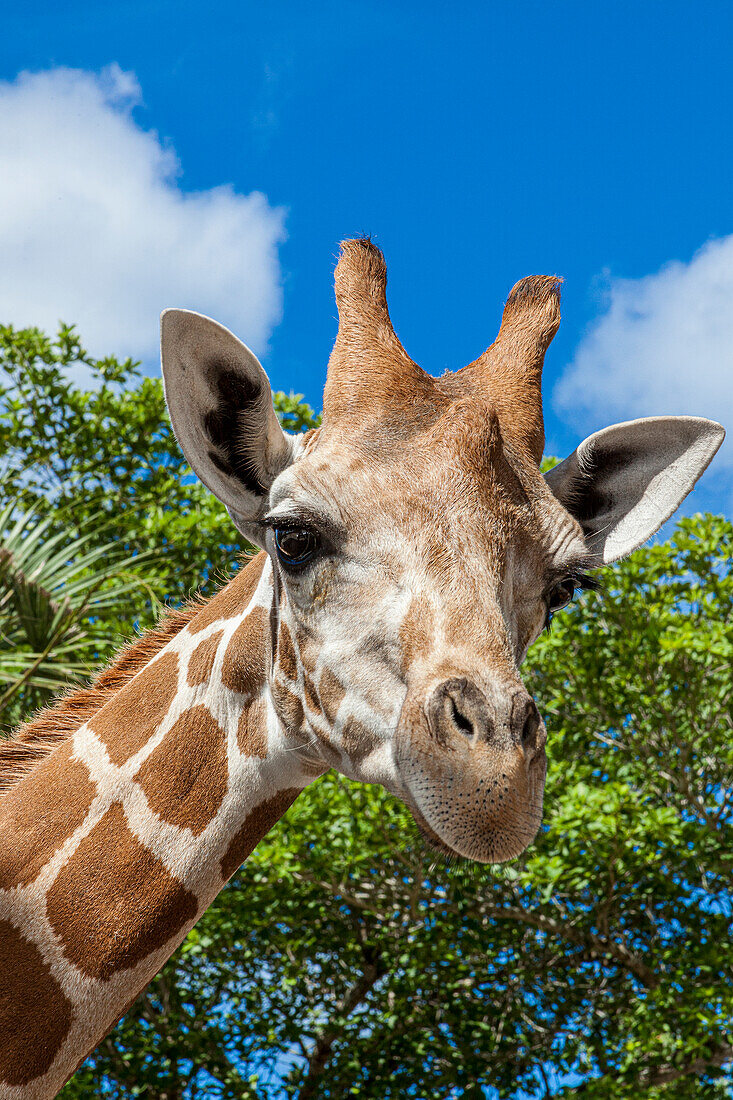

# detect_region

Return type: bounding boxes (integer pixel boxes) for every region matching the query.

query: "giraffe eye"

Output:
[274,527,319,568]
[543,578,576,632]
[547,578,576,613]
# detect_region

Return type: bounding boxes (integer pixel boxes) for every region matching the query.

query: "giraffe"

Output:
[0,239,725,1096]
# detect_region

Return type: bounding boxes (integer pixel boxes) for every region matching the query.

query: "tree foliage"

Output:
[0,496,153,730]
[1,324,730,1098]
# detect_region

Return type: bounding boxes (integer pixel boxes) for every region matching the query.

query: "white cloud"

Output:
[554,236,733,471]
[0,65,286,365]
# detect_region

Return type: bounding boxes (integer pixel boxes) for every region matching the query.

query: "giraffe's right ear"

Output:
[160,310,295,528]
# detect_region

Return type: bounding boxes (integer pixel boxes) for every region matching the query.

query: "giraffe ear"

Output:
[161,310,295,527]
[546,416,725,564]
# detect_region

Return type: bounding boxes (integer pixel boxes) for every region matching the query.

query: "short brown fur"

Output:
[46,802,199,981]
[0,921,73,1086]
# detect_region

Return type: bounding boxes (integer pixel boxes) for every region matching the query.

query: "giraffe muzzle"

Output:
[394,674,548,863]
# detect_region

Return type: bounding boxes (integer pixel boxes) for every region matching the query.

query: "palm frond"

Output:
[0,493,157,720]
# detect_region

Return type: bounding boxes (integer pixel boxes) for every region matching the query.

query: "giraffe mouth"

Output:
[407,800,466,861]
[394,732,547,864]
[404,782,544,864]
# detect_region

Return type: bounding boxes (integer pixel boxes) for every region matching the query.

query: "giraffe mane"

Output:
[0,597,205,795]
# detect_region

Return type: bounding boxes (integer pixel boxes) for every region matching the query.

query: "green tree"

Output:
[0,496,153,731]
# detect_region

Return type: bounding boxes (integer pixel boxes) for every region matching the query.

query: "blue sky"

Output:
[2,0,732,512]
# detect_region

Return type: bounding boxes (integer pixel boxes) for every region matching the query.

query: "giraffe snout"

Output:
[425,678,545,760]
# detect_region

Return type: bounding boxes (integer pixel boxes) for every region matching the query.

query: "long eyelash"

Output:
[261,515,317,533]
[544,569,602,633]
[574,571,603,593]
[572,576,598,594]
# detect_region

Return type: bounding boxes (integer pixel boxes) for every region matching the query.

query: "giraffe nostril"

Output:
[519,698,541,751]
[448,696,474,738]
[426,679,495,744]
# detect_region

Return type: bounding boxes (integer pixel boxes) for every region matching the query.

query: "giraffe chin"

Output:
[393,724,547,865]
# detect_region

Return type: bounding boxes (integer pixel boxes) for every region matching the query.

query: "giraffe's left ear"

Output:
[161,310,295,530]
[546,416,725,563]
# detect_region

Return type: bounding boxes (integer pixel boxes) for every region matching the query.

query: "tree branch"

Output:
[292,869,658,988]
[566,1042,733,1094]
[647,1043,733,1087]
[478,904,659,989]
[296,945,384,1100]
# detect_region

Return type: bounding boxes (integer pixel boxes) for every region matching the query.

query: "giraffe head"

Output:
[161,239,724,863]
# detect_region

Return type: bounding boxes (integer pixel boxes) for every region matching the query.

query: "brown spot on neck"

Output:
[220,788,301,881]
[90,651,180,767]
[0,740,96,889]
[187,629,224,686]
[237,694,268,757]
[275,621,298,682]
[47,803,198,981]
[135,705,229,835]
[271,679,305,736]
[303,672,322,715]
[221,605,269,696]
[0,921,73,1086]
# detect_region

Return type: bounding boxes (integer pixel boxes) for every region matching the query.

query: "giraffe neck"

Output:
[0,552,315,1098]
